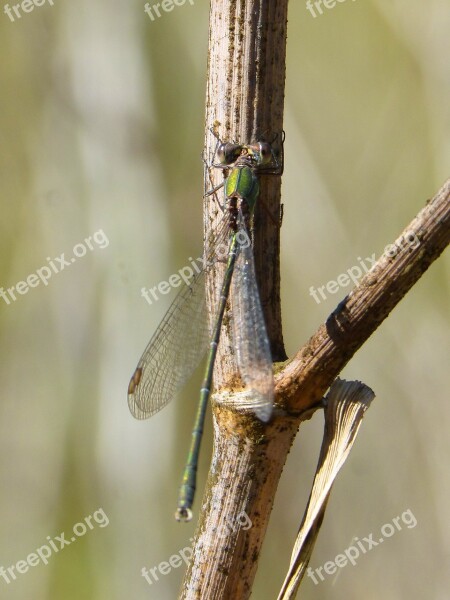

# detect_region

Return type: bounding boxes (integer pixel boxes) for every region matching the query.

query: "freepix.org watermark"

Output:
[0,508,109,585]
[141,228,251,306]
[141,510,252,586]
[307,508,418,585]
[0,229,109,306]
[144,0,194,22]
[3,0,54,22]
[309,230,420,304]
[306,0,357,19]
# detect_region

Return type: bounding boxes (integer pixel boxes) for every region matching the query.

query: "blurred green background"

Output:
[0,1,449,599]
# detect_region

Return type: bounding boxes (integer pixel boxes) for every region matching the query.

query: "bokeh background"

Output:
[1,1,449,599]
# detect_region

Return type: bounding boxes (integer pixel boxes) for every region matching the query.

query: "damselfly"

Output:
[128,131,283,521]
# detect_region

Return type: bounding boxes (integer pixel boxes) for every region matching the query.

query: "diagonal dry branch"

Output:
[277,178,450,413]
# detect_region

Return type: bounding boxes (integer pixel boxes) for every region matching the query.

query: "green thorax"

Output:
[225,165,259,212]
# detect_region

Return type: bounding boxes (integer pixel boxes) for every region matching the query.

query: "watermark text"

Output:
[307,508,417,585]
[309,231,420,304]
[3,0,54,22]
[141,510,252,586]
[141,229,251,306]
[0,229,109,306]
[306,0,357,19]
[144,0,194,22]
[0,508,109,584]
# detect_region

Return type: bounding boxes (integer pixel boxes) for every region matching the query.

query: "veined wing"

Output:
[128,213,231,419]
[230,212,274,422]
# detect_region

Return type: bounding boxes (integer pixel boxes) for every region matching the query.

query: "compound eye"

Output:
[258,142,272,165]
[217,143,241,165]
[217,143,228,164]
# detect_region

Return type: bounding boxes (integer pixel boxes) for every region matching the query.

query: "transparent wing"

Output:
[230,213,274,422]
[128,214,231,419]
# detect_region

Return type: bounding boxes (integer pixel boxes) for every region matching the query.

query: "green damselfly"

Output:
[128,131,283,521]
